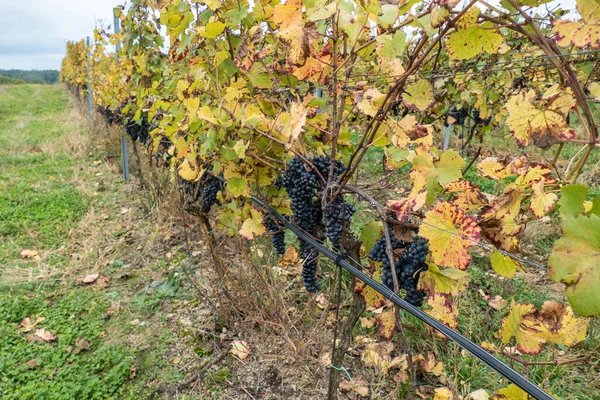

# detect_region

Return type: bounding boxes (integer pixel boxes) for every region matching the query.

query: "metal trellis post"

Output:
[86,36,93,128]
[114,8,129,182]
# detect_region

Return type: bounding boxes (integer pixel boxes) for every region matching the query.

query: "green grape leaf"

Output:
[376,31,406,59]
[360,221,383,253]
[227,176,250,198]
[446,24,503,60]
[490,251,522,278]
[435,150,465,185]
[548,214,600,317]
[558,184,588,217]
[402,79,434,112]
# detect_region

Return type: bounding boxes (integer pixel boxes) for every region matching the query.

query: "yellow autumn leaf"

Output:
[477,158,515,180]
[490,251,522,279]
[529,179,558,218]
[505,89,576,149]
[419,263,469,295]
[427,293,458,329]
[536,301,588,347]
[239,209,266,240]
[434,387,454,400]
[287,102,307,149]
[419,202,481,270]
[501,301,546,355]
[178,158,201,181]
[272,0,308,65]
[356,270,386,309]
[494,384,528,400]
[376,308,396,340]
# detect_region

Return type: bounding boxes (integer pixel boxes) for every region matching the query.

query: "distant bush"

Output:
[0,69,59,84]
[0,75,25,85]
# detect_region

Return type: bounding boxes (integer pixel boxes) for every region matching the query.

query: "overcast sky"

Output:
[0,0,579,71]
[0,0,117,70]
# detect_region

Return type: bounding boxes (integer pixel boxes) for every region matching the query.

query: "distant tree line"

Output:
[0,70,59,84]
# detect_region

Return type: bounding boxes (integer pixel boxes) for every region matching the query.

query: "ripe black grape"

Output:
[202,176,223,213]
[369,234,429,307]
[282,156,350,292]
[263,214,286,255]
[324,198,355,251]
[447,107,467,126]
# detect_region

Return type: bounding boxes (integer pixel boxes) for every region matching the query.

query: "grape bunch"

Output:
[282,157,321,234]
[282,156,351,292]
[300,243,319,293]
[368,234,429,307]
[398,237,429,307]
[263,214,286,255]
[202,176,224,213]
[126,118,151,143]
[324,198,355,251]
[446,107,467,126]
[369,235,405,290]
[181,178,201,204]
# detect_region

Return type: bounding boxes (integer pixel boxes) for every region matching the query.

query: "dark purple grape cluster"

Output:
[446,107,467,126]
[282,156,350,292]
[154,136,173,167]
[301,244,319,293]
[181,178,201,204]
[126,117,151,143]
[202,176,224,213]
[263,214,286,255]
[368,235,429,307]
[282,157,321,234]
[324,199,355,251]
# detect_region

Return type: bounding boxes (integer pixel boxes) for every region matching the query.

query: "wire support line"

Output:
[348,48,600,82]
[242,191,555,400]
[346,57,597,86]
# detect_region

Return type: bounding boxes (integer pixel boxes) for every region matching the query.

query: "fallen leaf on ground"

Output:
[73,337,91,354]
[27,328,57,343]
[19,249,39,259]
[230,339,251,360]
[488,295,508,311]
[79,274,99,284]
[468,389,490,400]
[339,377,370,397]
[315,293,329,309]
[25,359,38,369]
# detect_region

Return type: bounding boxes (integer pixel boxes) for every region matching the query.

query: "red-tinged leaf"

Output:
[505,89,576,149]
[536,301,588,347]
[445,181,488,212]
[419,202,481,269]
[356,269,386,309]
[426,293,458,329]
[500,302,545,355]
